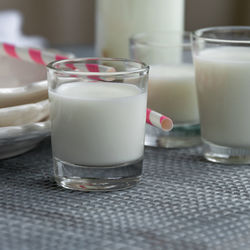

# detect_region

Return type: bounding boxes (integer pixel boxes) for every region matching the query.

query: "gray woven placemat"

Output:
[1,138,250,250]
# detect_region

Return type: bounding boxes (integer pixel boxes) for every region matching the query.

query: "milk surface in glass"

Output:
[195,46,250,147]
[49,82,147,166]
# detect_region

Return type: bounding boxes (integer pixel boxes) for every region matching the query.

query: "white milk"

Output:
[49,82,147,166]
[195,46,250,147]
[148,64,199,125]
[96,0,184,58]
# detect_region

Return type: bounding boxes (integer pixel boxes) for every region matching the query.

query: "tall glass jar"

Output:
[95,0,185,58]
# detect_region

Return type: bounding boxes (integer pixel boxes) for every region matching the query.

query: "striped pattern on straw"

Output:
[0,43,68,66]
[0,43,114,74]
[147,108,173,132]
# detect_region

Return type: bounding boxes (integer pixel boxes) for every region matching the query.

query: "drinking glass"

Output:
[192,26,250,164]
[47,58,149,191]
[130,31,200,148]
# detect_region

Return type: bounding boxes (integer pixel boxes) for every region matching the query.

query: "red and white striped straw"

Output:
[146,108,173,132]
[0,42,70,65]
[0,42,114,74]
[0,42,173,132]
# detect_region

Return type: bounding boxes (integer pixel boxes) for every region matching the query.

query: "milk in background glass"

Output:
[195,46,250,147]
[130,31,200,148]
[192,26,250,164]
[148,64,199,125]
[49,82,147,166]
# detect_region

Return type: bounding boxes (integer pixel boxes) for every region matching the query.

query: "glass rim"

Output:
[130,31,191,48]
[47,57,149,76]
[193,26,250,44]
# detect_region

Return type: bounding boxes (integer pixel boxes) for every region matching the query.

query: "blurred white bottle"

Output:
[95,0,184,58]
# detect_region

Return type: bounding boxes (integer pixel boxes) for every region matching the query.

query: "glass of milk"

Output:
[47,58,149,191]
[192,26,250,164]
[130,31,200,148]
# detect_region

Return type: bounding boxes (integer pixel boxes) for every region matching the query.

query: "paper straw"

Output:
[0,42,70,65]
[0,42,173,131]
[0,42,113,74]
[146,108,173,132]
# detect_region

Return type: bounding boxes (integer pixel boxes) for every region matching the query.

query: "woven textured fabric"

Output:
[1,138,250,250]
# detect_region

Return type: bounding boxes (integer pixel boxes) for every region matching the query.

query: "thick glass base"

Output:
[53,157,142,191]
[203,139,250,164]
[145,124,201,148]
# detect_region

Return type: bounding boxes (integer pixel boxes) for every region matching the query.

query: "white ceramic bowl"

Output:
[0,54,48,159]
[0,120,50,159]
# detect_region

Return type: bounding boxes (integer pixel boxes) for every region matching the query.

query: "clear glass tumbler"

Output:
[192,26,250,164]
[47,58,149,191]
[130,32,200,148]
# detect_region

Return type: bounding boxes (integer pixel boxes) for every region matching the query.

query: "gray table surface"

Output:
[1,46,250,250]
[1,138,250,250]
